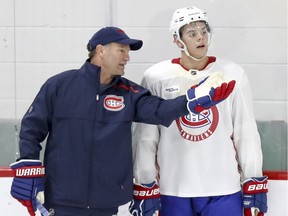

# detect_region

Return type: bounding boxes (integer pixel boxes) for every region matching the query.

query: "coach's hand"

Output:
[129,181,161,216]
[186,72,236,114]
[242,176,268,216]
[10,159,45,216]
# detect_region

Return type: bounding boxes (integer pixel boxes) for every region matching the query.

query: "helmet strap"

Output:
[178,39,206,61]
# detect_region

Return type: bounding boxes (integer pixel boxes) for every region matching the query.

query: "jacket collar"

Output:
[80,59,121,90]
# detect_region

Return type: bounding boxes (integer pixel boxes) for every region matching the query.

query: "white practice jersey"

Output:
[132,57,263,197]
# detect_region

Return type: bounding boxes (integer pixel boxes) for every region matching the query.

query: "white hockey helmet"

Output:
[169,6,209,38]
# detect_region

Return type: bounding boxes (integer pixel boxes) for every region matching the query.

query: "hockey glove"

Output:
[10,159,45,216]
[242,176,268,216]
[129,181,161,216]
[186,72,236,114]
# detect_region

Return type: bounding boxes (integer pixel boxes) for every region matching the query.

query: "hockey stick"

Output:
[36,199,52,216]
[254,208,259,216]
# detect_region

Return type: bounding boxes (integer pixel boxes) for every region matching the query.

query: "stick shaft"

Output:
[36,199,50,216]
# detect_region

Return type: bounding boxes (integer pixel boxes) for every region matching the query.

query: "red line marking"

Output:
[0,167,14,177]
[0,167,287,180]
[263,170,288,180]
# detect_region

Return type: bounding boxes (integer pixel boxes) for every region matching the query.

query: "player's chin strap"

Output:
[178,39,206,61]
[176,30,212,62]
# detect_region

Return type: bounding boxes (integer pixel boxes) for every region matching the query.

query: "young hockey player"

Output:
[130,6,268,216]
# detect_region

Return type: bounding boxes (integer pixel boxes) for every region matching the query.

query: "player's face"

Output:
[181,22,210,59]
[102,43,130,77]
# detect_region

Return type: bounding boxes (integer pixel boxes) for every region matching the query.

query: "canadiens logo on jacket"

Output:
[104,95,125,111]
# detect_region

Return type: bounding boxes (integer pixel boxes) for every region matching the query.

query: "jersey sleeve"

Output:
[231,71,263,180]
[132,73,161,184]
[132,122,160,184]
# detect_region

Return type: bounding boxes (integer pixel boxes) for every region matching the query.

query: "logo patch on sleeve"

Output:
[104,95,125,111]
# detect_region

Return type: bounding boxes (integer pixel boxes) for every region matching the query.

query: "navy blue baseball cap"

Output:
[87,26,143,51]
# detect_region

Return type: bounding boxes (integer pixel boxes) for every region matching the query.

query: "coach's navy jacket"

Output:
[19,60,188,208]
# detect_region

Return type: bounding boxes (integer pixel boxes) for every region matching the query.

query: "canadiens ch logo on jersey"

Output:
[176,106,219,141]
[104,95,125,111]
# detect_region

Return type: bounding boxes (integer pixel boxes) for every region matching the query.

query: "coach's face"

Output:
[103,42,130,76]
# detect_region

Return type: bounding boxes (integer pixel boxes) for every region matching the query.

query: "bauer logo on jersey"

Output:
[176,106,219,141]
[104,95,125,111]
